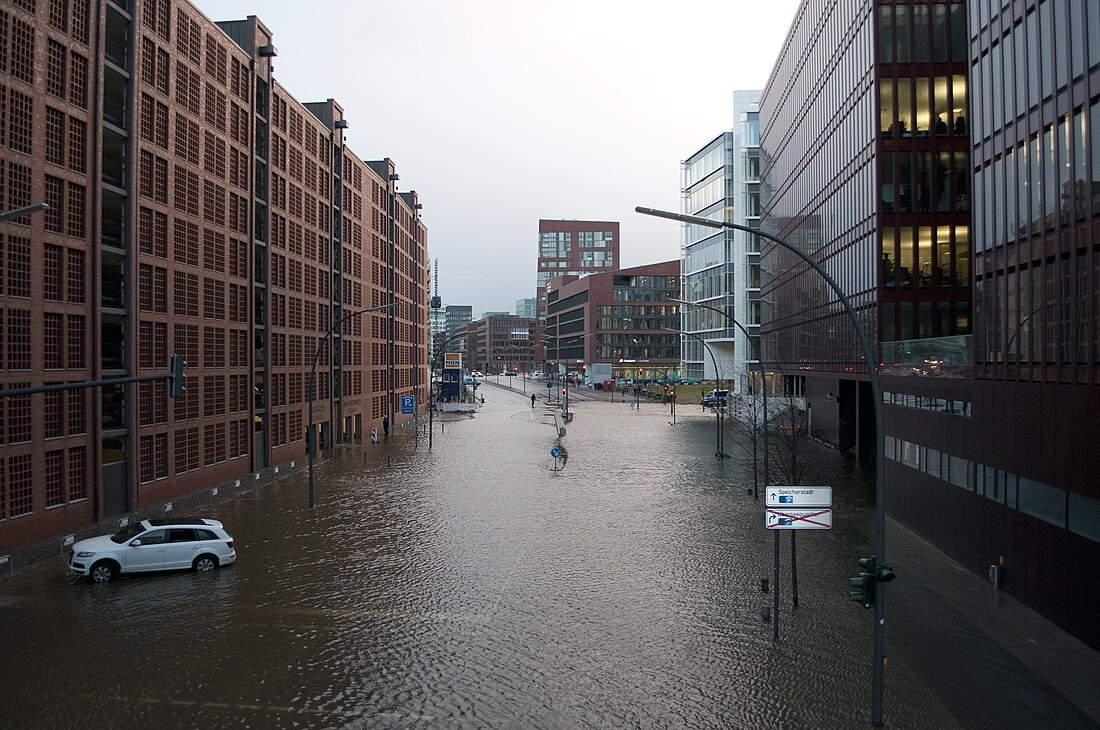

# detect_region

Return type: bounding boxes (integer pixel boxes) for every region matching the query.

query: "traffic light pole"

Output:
[308,302,395,508]
[638,206,888,726]
[0,370,175,400]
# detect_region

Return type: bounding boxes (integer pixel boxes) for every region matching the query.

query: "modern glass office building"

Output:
[960,0,1100,647]
[680,91,763,396]
[760,0,1100,649]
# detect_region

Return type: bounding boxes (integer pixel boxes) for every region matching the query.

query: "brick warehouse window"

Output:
[10,17,35,84]
[67,248,85,302]
[66,314,84,369]
[173,218,199,267]
[8,453,33,516]
[46,107,66,166]
[44,312,63,368]
[45,450,64,507]
[67,182,85,237]
[49,0,70,34]
[69,53,87,109]
[71,0,89,45]
[203,422,226,466]
[44,176,65,232]
[68,446,86,500]
[69,117,85,171]
[8,90,33,154]
[46,39,67,99]
[67,389,86,435]
[202,326,225,368]
[173,271,198,317]
[6,235,31,297]
[44,390,63,439]
[44,244,63,299]
[7,309,30,370]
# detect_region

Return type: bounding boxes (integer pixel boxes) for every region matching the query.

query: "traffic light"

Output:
[513,366,518,372]
[670,388,676,398]
[848,556,876,608]
[168,354,187,398]
[581,363,587,372]
[561,387,566,395]
[637,367,643,375]
[876,563,896,584]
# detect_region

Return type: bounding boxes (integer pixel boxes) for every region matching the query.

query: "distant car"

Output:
[68,517,236,583]
[471,371,484,378]
[701,389,729,408]
[464,376,480,386]
[504,371,517,376]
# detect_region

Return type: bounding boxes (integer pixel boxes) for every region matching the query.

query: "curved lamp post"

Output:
[428,331,474,450]
[671,299,765,492]
[638,205,887,726]
[308,301,396,509]
[663,328,727,458]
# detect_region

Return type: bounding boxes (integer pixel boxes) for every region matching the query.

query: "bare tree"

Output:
[765,385,829,608]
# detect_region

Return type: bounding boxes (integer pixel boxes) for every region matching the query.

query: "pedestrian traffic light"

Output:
[848,556,876,609]
[581,363,587,372]
[637,367,643,375]
[168,354,187,398]
[561,387,566,395]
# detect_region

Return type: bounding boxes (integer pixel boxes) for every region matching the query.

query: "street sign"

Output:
[401,395,415,414]
[765,508,833,530]
[550,447,561,458]
[766,485,832,508]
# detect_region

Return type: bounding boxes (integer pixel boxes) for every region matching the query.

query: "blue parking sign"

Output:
[401,395,415,414]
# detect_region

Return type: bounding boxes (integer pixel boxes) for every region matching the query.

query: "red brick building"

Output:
[0,0,428,550]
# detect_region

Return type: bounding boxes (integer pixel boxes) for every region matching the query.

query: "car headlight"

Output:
[76,551,96,558]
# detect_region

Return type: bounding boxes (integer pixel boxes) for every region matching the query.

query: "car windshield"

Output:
[110,524,146,544]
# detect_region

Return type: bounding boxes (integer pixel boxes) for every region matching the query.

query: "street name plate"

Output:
[765,508,833,530]
[766,485,832,507]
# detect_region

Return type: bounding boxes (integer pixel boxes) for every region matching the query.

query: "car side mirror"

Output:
[130,539,143,547]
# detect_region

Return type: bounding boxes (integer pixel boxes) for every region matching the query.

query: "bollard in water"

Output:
[759,605,771,622]
[760,578,769,593]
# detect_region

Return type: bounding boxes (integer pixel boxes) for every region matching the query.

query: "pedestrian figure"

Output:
[531,394,537,408]
[382,415,389,437]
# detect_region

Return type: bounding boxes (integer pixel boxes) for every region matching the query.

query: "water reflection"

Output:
[0,388,980,727]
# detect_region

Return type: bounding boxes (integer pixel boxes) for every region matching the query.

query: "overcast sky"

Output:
[195,0,802,317]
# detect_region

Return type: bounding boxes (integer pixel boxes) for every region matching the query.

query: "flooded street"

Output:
[0,383,1092,728]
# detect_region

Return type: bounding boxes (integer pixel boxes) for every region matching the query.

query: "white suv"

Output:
[68,517,236,583]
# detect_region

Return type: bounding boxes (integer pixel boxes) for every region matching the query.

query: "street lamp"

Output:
[307,301,396,509]
[638,205,888,725]
[0,202,49,222]
[671,299,763,487]
[663,328,726,458]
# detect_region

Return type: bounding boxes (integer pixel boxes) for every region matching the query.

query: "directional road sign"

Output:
[765,508,833,530]
[401,395,415,414]
[550,447,561,458]
[765,485,832,508]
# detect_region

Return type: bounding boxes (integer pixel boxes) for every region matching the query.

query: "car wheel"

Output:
[89,561,118,584]
[193,555,218,573]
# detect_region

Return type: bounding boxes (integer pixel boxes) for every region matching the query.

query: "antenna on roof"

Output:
[430,258,441,309]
